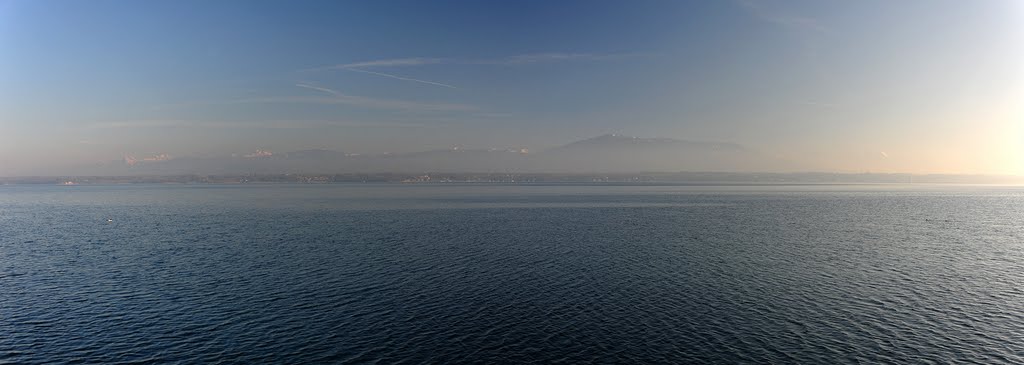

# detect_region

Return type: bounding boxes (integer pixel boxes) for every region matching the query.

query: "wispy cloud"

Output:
[89,120,198,129]
[301,52,641,87]
[88,119,432,130]
[336,57,445,69]
[343,68,457,88]
[739,0,825,32]
[151,86,476,112]
[485,52,637,65]
[293,83,473,110]
[316,52,639,69]
[302,57,455,88]
[293,83,344,97]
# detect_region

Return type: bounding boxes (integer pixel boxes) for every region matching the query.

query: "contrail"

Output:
[295,83,344,96]
[344,68,457,89]
[340,57,444,68]
[293,83,476,111]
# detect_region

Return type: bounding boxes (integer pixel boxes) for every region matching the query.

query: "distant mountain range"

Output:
[556,134,743,151]
[540,134,750,172]
[77,134,763,175]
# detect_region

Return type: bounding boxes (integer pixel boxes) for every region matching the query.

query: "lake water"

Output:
[2,184,1023,363]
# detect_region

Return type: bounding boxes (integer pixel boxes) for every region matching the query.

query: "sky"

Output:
[1,0,1022,175]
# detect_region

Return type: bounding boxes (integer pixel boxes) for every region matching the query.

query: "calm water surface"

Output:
[2,184,1023,363]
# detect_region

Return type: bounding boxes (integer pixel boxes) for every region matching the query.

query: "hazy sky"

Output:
[1,0,1022,175]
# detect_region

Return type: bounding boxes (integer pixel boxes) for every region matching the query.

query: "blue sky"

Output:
[1,0,1022,175]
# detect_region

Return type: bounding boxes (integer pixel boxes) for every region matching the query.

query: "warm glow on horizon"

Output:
[1,0,1023,177]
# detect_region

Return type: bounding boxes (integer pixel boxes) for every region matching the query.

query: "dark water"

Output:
[2,184,1023,364]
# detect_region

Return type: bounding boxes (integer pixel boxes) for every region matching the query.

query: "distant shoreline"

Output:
[1,172,1021,186]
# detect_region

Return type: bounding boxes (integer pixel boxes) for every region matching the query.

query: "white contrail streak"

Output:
[293,83,475,111]
[295,83,344,96]
[343,68,457,89]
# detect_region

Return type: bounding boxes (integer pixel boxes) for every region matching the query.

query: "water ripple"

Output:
[1,185,1023,363]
